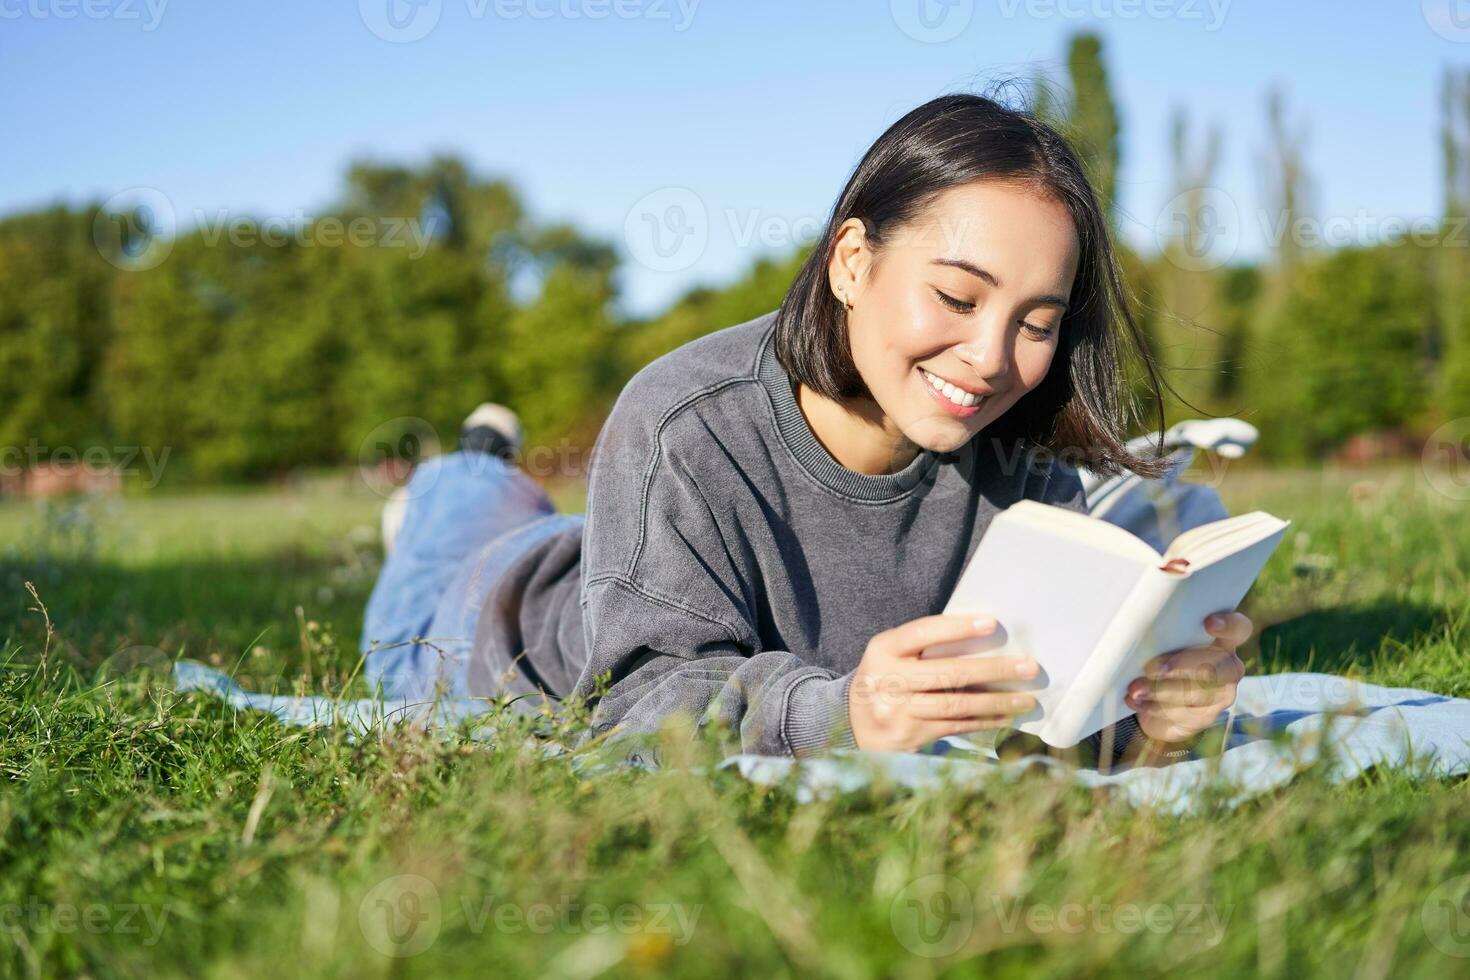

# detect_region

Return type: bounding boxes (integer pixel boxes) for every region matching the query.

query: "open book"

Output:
[921,500,1290,747]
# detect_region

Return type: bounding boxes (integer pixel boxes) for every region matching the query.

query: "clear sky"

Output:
[3,0,1465,314]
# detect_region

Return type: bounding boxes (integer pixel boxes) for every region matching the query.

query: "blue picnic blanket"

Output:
[173,661,1470,815]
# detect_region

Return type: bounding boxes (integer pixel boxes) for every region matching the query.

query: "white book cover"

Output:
[922,501,1290,747]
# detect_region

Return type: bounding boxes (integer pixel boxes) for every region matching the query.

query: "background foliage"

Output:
[4,37,1470,482]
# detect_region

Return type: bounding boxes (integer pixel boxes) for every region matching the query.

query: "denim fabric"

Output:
[360,451,556,698]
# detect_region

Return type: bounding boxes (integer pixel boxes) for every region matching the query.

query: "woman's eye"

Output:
[1022,322,1056,340]
[933,288,975,313]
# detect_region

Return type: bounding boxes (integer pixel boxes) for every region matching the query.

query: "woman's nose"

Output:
[952,317,1013,385]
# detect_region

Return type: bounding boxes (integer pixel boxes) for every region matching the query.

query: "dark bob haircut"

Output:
[773,92,1168,479]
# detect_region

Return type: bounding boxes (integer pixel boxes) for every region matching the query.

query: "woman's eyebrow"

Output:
[931,257,1071,310]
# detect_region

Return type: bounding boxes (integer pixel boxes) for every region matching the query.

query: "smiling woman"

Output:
[360,92,1192,766]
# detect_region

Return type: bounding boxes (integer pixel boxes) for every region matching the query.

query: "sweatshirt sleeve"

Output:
[571,378,855,759]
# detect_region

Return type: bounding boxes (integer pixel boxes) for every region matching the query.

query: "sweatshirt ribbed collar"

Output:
[756,323,941,502]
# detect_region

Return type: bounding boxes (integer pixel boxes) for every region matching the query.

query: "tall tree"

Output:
[1437,68,1470,418]
[1259,86,1312,310]
[1154,107,1225,411]
[1065,33,1121,229]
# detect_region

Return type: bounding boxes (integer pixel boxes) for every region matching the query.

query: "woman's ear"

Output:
[826,218,871,305]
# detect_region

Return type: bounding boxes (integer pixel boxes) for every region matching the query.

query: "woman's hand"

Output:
[1124,611,1252,753]
[848,613,1039,753]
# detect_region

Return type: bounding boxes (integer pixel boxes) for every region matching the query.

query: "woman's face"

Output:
[828,180,1081,458]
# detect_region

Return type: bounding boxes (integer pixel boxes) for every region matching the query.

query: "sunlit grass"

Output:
[0,461,1466,978]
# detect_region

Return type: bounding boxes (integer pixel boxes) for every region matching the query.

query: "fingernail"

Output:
[1207,614,1224,629]
[1016,659,1039,677]
[972,616,996,631]
[1010,694,1032,710]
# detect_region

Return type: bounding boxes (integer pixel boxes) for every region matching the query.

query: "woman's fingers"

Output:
[1142,645,1246,683]
[877,613,1000,659]
[911,653,1039,691]
[1204,610,1253,648]
[1129,676,1232,709]
[908,689,1036,722]
[850,654,1038,703]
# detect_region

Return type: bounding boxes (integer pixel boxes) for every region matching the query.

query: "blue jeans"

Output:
[361,451,577,699]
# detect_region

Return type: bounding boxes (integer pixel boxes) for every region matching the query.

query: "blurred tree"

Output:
[1250,247,1431,458]
[500,261,616,451]
[1437,68,1470,419]
[1259,87,1313,313]
[0,207,114,453]
[1156,108,1225,413]
[1212,264,1260,404]
[1064,34,1121,229]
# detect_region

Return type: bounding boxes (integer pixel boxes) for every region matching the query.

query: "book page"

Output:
[1066,518,1290,744]
[923,508,1154,735]
[925,502,1290,747]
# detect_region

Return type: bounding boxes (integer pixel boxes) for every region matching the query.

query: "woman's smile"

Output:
[918,365,987,419]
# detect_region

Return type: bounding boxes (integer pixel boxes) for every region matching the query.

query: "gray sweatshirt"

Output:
[468,311,1126,759]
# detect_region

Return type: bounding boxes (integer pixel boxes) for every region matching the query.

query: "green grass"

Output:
[1,464,1468,978]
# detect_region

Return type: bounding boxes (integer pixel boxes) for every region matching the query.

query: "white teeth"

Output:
[923,369,983,409]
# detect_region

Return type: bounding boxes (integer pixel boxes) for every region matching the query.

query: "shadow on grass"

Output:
[1255,599,1454,674]
[0,550,375,674]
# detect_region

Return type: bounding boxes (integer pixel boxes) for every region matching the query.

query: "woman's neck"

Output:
[795,381,921,476]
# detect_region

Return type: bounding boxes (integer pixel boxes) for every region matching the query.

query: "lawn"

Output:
[0,463,1467,978]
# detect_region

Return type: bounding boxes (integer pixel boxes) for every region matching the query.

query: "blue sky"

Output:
[3,0,1465,314]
